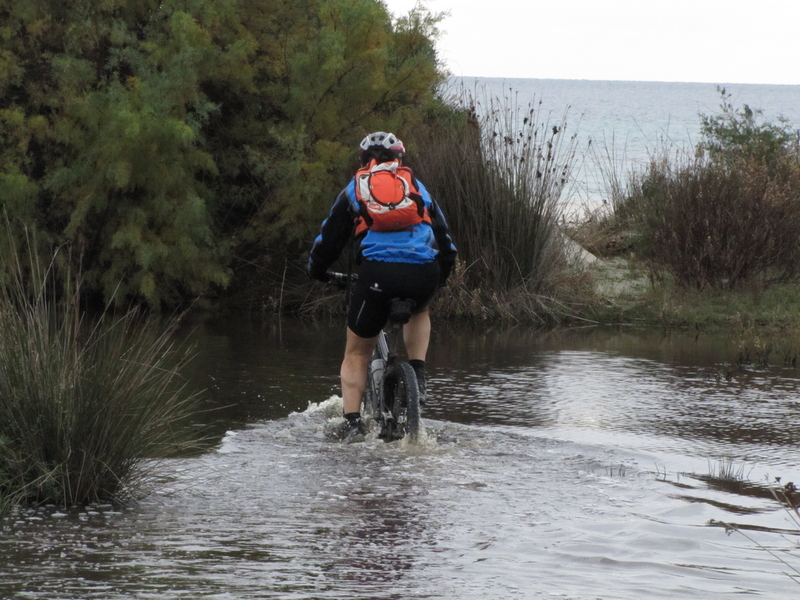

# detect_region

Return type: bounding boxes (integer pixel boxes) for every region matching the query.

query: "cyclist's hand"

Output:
[437,260,453,288]
[307,262,330,283]
[329,272,350,290]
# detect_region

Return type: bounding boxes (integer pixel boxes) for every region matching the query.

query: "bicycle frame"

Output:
[365,329,389,417]
[365,324,402,420]
[327,271,420,441]
[364,314,420,441]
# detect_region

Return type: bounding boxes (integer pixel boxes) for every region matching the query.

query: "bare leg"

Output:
[340,327,377,414]
[403,309,431,361]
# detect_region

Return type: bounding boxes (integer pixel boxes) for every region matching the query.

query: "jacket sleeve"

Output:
[307,186,356,279]
[428,198,458,284]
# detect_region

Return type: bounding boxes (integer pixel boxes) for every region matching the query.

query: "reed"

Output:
[711,474,800,587]
[0,463,11,522]
[0,233,201,508]
[410,85,580,297]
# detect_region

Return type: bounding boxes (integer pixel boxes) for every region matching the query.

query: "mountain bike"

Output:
[329,272,421,442]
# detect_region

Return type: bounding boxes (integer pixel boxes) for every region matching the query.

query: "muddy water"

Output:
[2,318,800,599]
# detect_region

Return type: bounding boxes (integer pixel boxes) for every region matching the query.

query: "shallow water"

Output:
[2,318,800,599]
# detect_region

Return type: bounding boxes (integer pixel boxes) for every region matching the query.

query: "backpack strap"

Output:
[397,166,427,218]
[366,166,409,207]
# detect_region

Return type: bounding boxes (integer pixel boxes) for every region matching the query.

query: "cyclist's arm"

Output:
[427,196,458,284]
[308,185,357,280]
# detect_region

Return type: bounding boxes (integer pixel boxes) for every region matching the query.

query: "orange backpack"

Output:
[353,160,431,235]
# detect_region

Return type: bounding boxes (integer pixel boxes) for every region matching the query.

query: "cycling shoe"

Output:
[340,419,366,443]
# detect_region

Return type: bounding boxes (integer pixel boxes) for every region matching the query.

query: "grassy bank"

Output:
[565,215,800,332]
[625,280,800,333]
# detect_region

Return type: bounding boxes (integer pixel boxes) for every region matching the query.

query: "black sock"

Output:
[344,412,362,424]
[409,359,425,380]
[409,359,426,394]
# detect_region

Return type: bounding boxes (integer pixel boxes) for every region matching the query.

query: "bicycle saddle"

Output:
[388,298,416,325]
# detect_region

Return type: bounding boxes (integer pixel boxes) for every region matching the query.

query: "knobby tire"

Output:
[385,362,420,442]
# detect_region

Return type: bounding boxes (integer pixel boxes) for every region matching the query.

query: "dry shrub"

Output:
[622,153,800,290]
[432,258,596,325]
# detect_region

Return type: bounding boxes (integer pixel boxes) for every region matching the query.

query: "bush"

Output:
[611,90,800,291]
[700,87,799,170]
[0,235,201,508]
[623,153,800,290]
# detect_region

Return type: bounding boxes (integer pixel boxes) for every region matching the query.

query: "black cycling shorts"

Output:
[348,260,441,339]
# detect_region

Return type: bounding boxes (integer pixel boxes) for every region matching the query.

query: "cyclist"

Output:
[307,132,457,441]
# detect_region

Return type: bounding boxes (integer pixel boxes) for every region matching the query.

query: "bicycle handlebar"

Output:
[327,271,357,289]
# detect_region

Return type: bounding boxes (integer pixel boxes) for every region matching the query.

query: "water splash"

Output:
[299,395,344,419]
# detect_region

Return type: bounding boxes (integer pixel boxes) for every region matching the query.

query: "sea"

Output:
[448,77,800,211]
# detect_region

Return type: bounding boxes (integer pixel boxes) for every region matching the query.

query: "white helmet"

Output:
[359,131,405,157]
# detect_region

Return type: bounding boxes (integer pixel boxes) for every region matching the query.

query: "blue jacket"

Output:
[308,174,457,280]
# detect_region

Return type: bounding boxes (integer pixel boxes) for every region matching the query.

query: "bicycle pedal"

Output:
[379,416,396,441]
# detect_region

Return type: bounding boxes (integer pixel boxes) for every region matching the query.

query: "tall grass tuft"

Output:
[0,233,201,508]
[409,85,580,303]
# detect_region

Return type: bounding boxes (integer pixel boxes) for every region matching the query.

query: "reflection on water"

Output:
[2,317,800,599]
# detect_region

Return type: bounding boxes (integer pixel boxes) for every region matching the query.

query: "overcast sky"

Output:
[383,0,800,85]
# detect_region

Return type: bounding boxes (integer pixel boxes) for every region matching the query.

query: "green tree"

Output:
[0,0,444,308]
[0,0,229,306]
[203,0,445,267]
[700,87,799,170]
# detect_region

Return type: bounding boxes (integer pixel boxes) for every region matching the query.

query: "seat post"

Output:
[386,298,416,363]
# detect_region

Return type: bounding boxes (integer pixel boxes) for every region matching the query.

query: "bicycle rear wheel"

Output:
[383,362,420,441]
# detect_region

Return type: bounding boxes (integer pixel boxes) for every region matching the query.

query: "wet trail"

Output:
[2,320,800,599]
